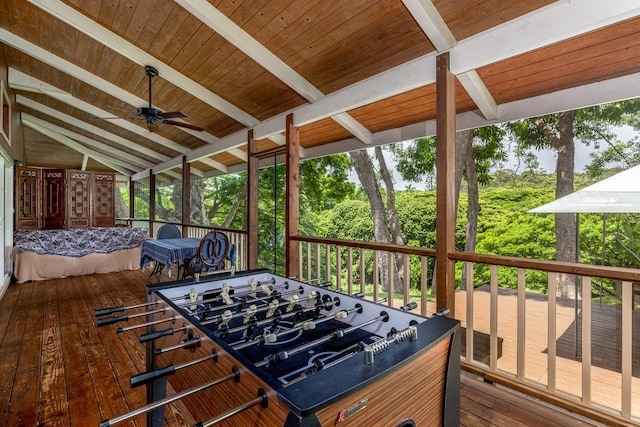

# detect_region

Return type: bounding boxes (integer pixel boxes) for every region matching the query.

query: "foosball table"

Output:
[96,269,460,426]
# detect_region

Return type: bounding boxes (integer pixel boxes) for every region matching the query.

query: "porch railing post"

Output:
[435,52,456,317]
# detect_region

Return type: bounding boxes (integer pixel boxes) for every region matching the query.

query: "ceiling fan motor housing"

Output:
[137,107,163,122]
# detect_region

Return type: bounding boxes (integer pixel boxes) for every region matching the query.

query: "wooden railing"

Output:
[292,235,640,426]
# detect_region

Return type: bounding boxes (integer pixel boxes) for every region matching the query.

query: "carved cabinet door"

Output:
[91,172,115,227]
[42,169,65,229]
[15,166,41,230]
[66,170,91,228]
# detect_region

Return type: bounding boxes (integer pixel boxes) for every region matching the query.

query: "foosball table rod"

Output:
[194,388,268,427]
[96,307,167,327]
[130,349,219,388]
[99,366,240,427]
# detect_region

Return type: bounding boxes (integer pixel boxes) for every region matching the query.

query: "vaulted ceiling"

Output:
[1,0,639,182]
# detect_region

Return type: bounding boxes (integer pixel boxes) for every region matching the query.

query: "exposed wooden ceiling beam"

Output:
[16,95,170,162]
[27,0,259,127]
[176,0,323,101]
[9,68,190,154]
[401,0,456,51]
[22,118,138,175]
[457,70,498,121]
[450,0,640,74]
[402,0,496,120]
[21,114,151,170]
[22,1,284,151]
[176,0,373,145]
[212,71,640,180]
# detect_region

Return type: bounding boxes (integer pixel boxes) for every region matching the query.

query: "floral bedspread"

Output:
[13,227,150,258]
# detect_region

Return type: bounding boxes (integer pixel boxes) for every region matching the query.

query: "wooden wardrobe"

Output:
[15,166,115,230]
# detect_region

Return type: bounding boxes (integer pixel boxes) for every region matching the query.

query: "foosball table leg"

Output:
[147,376,167,427]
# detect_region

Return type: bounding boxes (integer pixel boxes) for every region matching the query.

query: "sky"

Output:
[349,124,638,191]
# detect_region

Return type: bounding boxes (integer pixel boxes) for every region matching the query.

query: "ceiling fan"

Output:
[137,65,204,132]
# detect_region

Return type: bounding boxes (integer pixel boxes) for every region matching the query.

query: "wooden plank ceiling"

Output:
[0,0,639,182]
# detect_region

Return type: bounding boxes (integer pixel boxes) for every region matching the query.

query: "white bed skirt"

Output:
[11,247,142,283]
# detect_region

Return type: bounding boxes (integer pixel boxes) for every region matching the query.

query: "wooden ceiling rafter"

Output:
[21,113,153,171]
[22,117,141,175]
[16,95,172,162]
[176,0,374,146]
[9,67,193,155]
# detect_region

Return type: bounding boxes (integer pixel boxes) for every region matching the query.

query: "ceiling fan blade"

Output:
[158,111,187,119]
[147,121,159,132]
[164,120,204,132]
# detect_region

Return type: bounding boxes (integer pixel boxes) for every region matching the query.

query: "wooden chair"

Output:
[157,224,181,239]
[183,230,236,279]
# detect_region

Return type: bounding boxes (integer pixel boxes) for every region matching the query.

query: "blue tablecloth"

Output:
[140,237,201,277]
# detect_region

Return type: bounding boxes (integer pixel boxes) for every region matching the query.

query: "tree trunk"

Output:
[224,186,247,228]
[114,188,128,218]
[375,147,405,293]
[532,112,577,298]
[554,111,578,298]
[462,140,480,291]
[189,179,208,225]
[349,149,392,292]
[454,130,474,290]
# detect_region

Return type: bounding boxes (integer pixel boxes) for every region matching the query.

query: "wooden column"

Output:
[128,178,135,219]
[435,52,456,317]
[247,130,259,270]
[285,114,300,278]
[149,171,156,230]
[182,156,191,236]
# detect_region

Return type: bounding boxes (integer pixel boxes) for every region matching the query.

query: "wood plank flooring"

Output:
[0,270,606,427]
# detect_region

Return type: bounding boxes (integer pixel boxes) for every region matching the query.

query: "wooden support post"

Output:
[285,114,300,279]
[149,171,156,224]
[435,52,456,317]
[181,156,190,236]
[128,178,135,220]
[247,130,259,270]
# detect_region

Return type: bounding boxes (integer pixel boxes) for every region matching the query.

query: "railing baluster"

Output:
[373,250,379,303]
[490,264,498,371]
[347,247,353,295]
[581,276,592,405]
[325,244,331,284]
[306,241,311,282]
[547,273,556,393]
[316,243,321,283]
[621,280,632,419]
[465,262,474,363]
[403,254,409,306]
[359,248,365,295]
[336,245,342,293]
[388,251,394,308]
[517,267,526,380]
[421,256,428,316]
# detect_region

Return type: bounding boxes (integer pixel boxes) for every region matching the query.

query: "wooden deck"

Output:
[0,270,608,427]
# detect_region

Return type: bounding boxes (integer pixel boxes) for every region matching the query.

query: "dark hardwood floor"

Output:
[0,270,602,426]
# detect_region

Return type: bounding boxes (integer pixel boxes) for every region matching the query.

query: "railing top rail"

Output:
[291,235,436,257]
[450,250,640,282]
[132,220,248,236]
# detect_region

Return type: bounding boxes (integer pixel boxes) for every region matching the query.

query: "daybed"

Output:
[11,227,150,283]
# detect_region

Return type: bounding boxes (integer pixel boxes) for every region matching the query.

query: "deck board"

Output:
[0,270,609,427]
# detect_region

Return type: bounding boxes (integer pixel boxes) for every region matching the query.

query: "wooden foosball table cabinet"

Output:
[97,269,460,427]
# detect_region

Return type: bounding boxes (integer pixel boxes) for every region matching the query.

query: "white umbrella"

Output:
[529,165,640,214]
[529,165,640,356]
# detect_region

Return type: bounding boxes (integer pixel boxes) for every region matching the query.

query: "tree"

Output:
[508,100,640,297]
[389,127,505,289]
[349,149,398,292]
